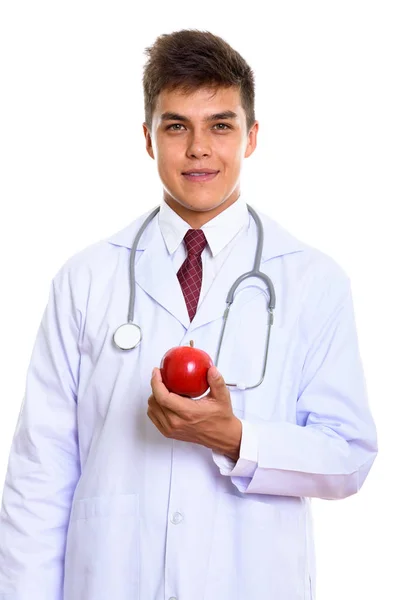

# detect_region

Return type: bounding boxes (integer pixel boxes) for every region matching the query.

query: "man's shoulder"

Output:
[51,208,156,290]
[105,206,159,250]
[257,209,350,287]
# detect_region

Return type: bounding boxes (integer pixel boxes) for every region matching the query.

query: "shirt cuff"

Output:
[212,418,258,477]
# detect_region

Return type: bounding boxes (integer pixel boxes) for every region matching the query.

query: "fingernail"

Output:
[152,368,157,378]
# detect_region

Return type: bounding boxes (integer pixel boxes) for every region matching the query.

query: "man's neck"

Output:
[163,192,241,228]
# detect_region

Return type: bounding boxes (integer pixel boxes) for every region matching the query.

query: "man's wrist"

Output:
[213,416,242,461]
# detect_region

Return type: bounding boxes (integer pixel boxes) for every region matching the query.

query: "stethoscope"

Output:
[113,204,276,390]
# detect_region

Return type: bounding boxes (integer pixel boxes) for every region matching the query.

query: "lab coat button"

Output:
[171,511,183,524]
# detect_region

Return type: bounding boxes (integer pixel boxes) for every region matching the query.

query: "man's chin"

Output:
[163,192,235,213]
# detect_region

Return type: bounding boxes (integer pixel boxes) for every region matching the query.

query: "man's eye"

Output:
[167,124,185,131]
[213,123,230,130]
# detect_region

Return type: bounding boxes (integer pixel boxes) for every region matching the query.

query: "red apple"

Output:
[160,340,214,398]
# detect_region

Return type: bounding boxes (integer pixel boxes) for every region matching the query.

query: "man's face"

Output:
[143,85,258,226]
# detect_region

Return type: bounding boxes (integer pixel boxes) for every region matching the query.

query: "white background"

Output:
[0,1,399,598]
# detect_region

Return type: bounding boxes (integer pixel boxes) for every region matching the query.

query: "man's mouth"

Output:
[182,170,219,182]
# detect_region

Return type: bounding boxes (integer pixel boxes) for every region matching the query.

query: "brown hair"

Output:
[143,29,256,131]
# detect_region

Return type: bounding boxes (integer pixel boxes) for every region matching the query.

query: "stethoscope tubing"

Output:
[117,203,276,390]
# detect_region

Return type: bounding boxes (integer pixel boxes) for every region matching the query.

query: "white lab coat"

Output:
[0,205,377,600]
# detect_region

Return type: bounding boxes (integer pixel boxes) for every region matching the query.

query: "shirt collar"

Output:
[158,194,249,258]
[106,199,307,263]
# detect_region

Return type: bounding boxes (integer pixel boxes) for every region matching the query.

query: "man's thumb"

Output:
[207,366,227,395]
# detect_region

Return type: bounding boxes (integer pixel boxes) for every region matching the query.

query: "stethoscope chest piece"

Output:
[113,322,142,350]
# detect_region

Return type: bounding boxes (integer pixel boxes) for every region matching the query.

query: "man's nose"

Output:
[186,131,212,159]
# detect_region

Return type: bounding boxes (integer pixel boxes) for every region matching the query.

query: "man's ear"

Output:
[244,121,259,158]
[143,123,154,159]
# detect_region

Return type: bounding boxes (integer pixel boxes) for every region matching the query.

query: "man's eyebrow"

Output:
[160,112,189,122]
[205,111,238,121]
[160,110,239,122]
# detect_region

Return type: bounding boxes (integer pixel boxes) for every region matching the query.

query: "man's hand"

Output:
[148,365,242,460]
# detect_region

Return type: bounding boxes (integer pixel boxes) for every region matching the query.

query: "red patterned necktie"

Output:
[177,229,208,322]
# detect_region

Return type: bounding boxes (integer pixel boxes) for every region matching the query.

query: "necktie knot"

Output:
[183,229,207,257]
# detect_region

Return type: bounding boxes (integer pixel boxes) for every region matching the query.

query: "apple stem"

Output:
[189,340,194,348]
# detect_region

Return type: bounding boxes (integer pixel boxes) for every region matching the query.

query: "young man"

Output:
[0,30,377,600]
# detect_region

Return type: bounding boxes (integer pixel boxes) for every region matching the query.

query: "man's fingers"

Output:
[151,367,193,413]
[151,367,169,398]
[147,407,167,436]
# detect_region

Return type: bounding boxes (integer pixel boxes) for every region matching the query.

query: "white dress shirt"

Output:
[158,195,258,475]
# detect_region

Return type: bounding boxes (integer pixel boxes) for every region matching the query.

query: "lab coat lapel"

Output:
[134,220,191,329]
[107,206,306,332]
[189,224,254,331]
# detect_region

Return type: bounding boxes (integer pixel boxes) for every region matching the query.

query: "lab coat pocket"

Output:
[205,491,306,598]
[63,493,140,600]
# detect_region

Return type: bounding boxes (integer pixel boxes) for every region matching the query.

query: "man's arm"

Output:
[0,269,81,599]
[213,274,378,499]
